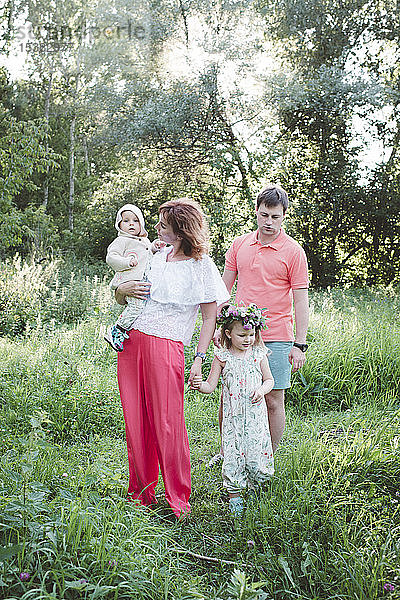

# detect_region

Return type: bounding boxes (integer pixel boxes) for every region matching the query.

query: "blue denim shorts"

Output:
[264,341,293,389]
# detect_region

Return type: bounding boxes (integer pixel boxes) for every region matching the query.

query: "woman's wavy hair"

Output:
[159,198,209,260]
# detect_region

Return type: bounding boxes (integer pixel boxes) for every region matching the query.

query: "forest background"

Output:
[1,0,400,288]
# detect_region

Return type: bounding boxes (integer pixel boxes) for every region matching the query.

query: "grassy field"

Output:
[0,272,399,599]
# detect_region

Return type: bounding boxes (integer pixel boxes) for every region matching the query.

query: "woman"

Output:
[115,198,229,518]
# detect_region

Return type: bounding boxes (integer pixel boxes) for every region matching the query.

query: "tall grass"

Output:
[0,260,399,599]
[288,287,400,410]
[0,255,113,335]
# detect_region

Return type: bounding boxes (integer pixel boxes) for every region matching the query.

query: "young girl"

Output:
[191,304,274,516]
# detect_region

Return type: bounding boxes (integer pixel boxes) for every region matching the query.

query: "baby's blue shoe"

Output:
[104,325,129,352]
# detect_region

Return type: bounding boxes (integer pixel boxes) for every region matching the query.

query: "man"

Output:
[214,184,309,453]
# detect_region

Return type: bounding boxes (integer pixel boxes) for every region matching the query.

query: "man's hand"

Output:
[288,345,306,372]
[115,280,151,305]
[213,327,222,348]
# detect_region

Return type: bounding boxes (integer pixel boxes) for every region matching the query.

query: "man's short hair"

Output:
[256,185,289,213]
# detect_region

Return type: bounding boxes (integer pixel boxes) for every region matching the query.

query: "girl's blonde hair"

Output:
[159,198,209,260]
[221,318,264,349]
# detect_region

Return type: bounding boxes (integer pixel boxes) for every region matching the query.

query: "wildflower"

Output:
[62,472,68,477]
[19,572,30,581]
[108,559,118,567]
[78,578,88,585]
[384,583,395,592]
[247,540,255,549]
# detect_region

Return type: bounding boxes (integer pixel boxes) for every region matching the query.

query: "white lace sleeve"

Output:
[149,251,229,306]
[134,251,230,345]
[200,255,230,305]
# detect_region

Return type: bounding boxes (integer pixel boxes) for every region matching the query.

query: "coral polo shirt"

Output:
[225,229,309,342]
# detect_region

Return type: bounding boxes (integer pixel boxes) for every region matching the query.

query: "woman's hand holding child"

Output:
[190,374,214,394]
[115,280,151,305]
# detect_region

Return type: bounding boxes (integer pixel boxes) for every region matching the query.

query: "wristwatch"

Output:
[195,351,206,360]
[293,342,308,352]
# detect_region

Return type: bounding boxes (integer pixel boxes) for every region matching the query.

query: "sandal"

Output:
[229,496,244,517]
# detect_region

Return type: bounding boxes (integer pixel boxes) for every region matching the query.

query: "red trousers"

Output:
[117,329,191,517]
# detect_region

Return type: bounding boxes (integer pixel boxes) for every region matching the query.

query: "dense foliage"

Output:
[1,0,400,284]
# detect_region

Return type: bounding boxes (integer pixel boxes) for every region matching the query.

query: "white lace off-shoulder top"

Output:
[133,246,230,345]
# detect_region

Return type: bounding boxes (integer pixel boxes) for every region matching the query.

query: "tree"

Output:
[257,0,400,286]
[0,116,59,253]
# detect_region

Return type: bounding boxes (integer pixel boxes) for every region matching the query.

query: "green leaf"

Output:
[21,463,33,474]
[65,579,95,590]
[4,469,23,483]
[46,530,57,546]
[278,555,295,587]
[0,544,23,562]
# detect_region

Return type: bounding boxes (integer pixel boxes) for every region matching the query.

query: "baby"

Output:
[104,203,162,351]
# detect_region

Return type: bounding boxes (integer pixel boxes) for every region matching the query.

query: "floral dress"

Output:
[215,346,274,493]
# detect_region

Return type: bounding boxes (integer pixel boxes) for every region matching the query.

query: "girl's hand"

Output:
[251,387,265,404]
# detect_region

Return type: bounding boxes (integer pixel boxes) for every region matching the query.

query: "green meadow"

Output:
[0,259,399,599]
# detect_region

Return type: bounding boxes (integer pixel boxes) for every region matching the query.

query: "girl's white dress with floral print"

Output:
[215,346,274,493]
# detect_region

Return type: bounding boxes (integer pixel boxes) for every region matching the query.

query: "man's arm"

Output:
[213,268,237,347]
[289,288,309,372]
[293,288,309,343]
[221,268,237,297]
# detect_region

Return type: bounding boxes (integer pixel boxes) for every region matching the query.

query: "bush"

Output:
[0,255,113,335]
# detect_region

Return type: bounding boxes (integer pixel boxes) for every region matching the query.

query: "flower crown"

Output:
[217,304,267,331]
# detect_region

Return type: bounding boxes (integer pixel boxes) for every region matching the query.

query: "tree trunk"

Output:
[178,0,189,46]
[82,134,90,177]
[43,69,53,210]
[69,116,76,232]
[6,0,14,44]
[68,46,82,233]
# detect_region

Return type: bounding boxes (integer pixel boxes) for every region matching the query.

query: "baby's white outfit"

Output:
[215,345,274,493]
[106,203,153,331]
[106,233,152,330]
